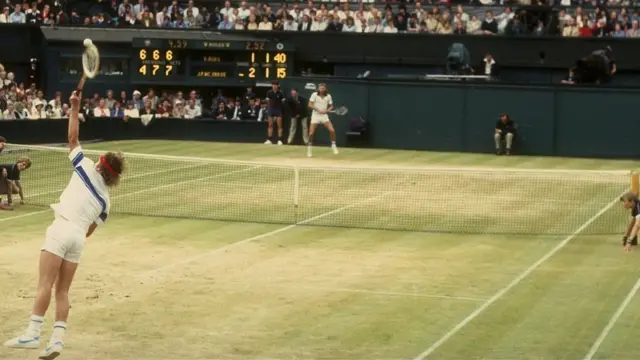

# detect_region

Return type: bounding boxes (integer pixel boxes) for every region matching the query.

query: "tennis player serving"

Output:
[307,83,338,157]
[4,90,125,360]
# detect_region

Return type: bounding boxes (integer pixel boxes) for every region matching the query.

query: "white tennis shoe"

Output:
[264,140,272,145]
[39,340,63,360]
[4,334,40,349]
[332,145,339,155]
[277,140,283,145]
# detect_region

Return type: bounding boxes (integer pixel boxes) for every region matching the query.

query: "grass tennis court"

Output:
[2,140,640,360]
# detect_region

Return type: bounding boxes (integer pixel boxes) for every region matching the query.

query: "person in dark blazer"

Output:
[286,88,309,145]
[299,14,312,31]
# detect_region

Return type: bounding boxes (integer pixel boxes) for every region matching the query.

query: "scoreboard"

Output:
[130,38,294,86]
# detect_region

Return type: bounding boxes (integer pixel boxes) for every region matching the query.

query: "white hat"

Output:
[133,90,141,96]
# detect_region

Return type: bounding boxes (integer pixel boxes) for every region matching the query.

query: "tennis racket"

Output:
[76,38,100,92]
[329,106,348,116]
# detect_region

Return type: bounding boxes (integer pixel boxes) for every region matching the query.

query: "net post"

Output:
[633,172,639,195]
[294,166,300,207]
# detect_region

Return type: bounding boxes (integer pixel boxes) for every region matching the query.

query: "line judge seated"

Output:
[494,113,516,156]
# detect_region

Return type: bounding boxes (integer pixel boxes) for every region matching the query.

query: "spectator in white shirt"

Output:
[283,15,298,31]
[258,16,273,30]
[496,7,514,34]
[238,1,250,20]
[0,6,9,23]
[156,6,167,26]
[184,99,202,119]
[310,14,327,31]
[467,15,481,34]
[234,17,244,29]
[343,17,356,32]
[93,100,110,118]
[184,0,198,18]
[123,102,139,120]
[455,5,469,24]
[2,102,17,120]
[383,19,398,33]
[9,4,25,24]
[366,16,384,32]
[220,1,233,17]
[31,102,45,119]
[132,0,144,17]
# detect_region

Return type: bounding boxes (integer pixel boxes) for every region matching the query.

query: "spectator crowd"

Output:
[0,0,639,37]
[0,62,271,122]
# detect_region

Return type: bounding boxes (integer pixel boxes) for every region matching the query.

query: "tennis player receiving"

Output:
[307,83,338,157]
[4,91,125,360]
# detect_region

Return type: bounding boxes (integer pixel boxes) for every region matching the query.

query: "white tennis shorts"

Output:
[311,114,330,125]
[41,216,86,263]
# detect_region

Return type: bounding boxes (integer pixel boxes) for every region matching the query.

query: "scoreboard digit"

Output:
[137,49,182,77]
[246,52,288,80]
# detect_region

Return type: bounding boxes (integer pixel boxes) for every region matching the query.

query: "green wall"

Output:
[284,77,640,159]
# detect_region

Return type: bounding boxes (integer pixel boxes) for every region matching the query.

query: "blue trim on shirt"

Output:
[71,152,84,167]
[74,167,108,223]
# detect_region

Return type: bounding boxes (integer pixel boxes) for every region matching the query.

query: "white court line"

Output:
[412,189,629,360]
[139,191,394,278]
[0,165,257,223]
[308,287,486,302]
[583,276,640,360]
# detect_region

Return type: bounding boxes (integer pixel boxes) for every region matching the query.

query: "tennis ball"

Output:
[83,38,93,47]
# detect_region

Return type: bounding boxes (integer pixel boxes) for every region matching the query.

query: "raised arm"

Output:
[68,91,81,152]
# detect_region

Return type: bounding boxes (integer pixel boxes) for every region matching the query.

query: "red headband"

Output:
[99,156,119,177]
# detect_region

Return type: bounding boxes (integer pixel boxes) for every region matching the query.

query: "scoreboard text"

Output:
[131,39,293,85]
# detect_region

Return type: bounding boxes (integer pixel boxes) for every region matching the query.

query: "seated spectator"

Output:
[93,99,110,117]
[592,18,608,37]
[118,91,128,107]
[562,18,579,37]
[234,17,244,30]
[496,7,513,34]
[124,102,139,120]
[481,11,498,34]
[467,15,481,34]
[298,15,311,31]
[143,89,158,109]
[425,13,437,32]
[172,100,186,118]
[494,113,516,156]
[132,90,144,109]
[407,15,419,32]
[184,99,202,119]
[257,101,268,122]
[140,101,155,116]
[0,6,9,23]
[437,19,453,34]
[247,14,258,30]
[454,21,466,35]
[31,101,45,119]
[258,15,273,30]
[244,98,260,120]
[214,102,229,120]
[2,101,17,120]
[9,4,25,24]
[383,17,398,33]
[366,16,383,32]
[156,100,172,117]
[627,20,640,37]
[188,90,202,108]
[612,23,626,37]
[105,90,116,109]
[227,99,242,120]
[111,102,124,118]
[283,15,298,31]
[218,15,233,29]
[326,15,342,31]
[533,20,546,36]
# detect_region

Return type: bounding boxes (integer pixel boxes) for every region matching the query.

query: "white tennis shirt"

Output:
[309,92,333,117]
[50,146,110,231]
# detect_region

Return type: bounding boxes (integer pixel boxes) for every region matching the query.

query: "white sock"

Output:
[51,321,67,341]
[331,141,336,147]
[26,315,44,337]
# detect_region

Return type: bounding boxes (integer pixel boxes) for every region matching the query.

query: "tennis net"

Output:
[2,144,631,236]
